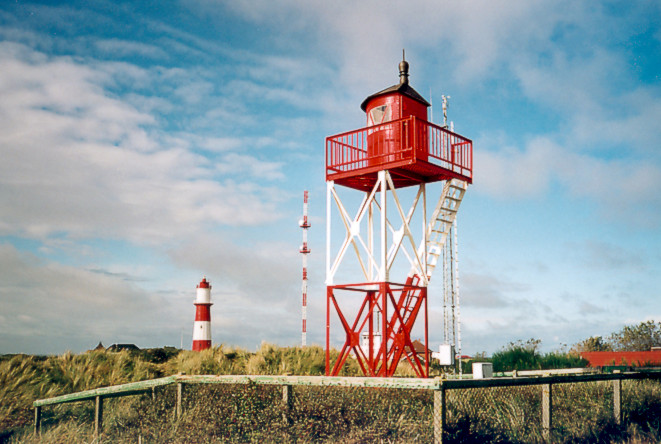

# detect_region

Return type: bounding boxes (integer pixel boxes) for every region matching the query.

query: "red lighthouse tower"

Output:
[192,277,212,351]
[325,56,472,377]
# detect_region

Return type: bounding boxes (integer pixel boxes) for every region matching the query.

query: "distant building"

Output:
[400,339,432,361]
[106,344,140,352]
[580,350,661,368]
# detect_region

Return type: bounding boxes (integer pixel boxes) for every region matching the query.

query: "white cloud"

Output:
[199,0,582,89]
[514,49,661,156]
[475,134,661,226]
[173,79,215,105]
[0,243,182,354]
[461,271,529,308]
[215,152,285,181]
[168,234,300,301]
[0,41,288,244]
[475,137,558,198]
[570,240,647,271]
[94,38,170,60]
[0,239,307,354]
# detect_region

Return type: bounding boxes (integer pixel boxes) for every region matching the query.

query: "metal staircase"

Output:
[410,178,468,282]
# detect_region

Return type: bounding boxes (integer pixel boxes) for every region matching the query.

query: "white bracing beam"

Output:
[326,171,436,286]
[326,173,467,287]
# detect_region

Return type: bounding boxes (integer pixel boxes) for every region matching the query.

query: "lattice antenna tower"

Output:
[299,191,311,347]
[442,221,458,334]
[440,106,463,375]
[453,217,462,376]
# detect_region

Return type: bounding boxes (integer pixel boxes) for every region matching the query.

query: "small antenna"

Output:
[442,95,451,128]
[429,88,433,123]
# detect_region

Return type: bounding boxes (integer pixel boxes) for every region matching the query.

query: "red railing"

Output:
[326,116,473,182]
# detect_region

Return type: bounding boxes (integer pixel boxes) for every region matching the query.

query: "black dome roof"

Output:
[360,56,430,111]
[360,82,430,111]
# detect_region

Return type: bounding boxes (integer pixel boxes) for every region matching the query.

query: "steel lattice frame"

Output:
[326,170,433,377]
[326,281,428,377]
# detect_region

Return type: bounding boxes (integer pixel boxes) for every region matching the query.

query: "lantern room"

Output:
[326,57,473,191]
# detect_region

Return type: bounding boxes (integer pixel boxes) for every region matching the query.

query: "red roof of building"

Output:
[409,340,432,354]
[580,350,661,367]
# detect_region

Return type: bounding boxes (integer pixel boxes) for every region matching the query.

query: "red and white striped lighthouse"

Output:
[192,277,212,351]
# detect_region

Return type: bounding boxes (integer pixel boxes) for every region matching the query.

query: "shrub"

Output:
[491,339,588,372]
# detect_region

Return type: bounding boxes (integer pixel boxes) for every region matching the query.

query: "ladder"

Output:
[410,178,467,283]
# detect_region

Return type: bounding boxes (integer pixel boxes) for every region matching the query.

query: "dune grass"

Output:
[2,346,660,443]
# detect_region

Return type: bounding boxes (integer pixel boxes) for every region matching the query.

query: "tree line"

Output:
[484,320,661,372]
[571,320,661,353]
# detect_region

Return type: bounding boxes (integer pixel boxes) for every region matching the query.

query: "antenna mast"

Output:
[453,217,462,376]
[440,95,462,375]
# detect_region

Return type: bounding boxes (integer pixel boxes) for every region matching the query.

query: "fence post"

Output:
[433,386,446,444]
[542,383,552,441]
[176,383,183,419]
[282,385,293,424]
[613,378,622,425]
[34,406,41,435]
[94,396,103,438]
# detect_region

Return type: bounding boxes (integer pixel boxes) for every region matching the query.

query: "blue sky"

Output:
[1,0,660,356]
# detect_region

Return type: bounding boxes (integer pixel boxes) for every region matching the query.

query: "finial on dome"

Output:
[399,49,409,85]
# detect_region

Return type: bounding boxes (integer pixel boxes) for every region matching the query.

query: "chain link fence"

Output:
[33,372,661,443]
[443,383,542,442]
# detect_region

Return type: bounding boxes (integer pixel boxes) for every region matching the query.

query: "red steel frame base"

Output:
[325,279,429,378]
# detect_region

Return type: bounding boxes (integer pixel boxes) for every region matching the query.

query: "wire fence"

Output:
[33,372,661,443]
[444,383,542,441]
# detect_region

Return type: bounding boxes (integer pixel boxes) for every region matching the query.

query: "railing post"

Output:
[34,406,41,435]
[542,383,552,441]
[176,382,183,419]
[282,385,293,425]
[433,386,446,444]
[411,116,416,158]
[94,396,103,438]
[448,135,452,164]
[613,378,622,425]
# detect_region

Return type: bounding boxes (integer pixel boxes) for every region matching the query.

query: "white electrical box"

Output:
[434,344,455,366]
[472,362,493,379]
[360,331,381,357]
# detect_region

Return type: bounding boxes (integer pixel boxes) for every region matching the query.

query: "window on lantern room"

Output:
[368,104,391,125]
